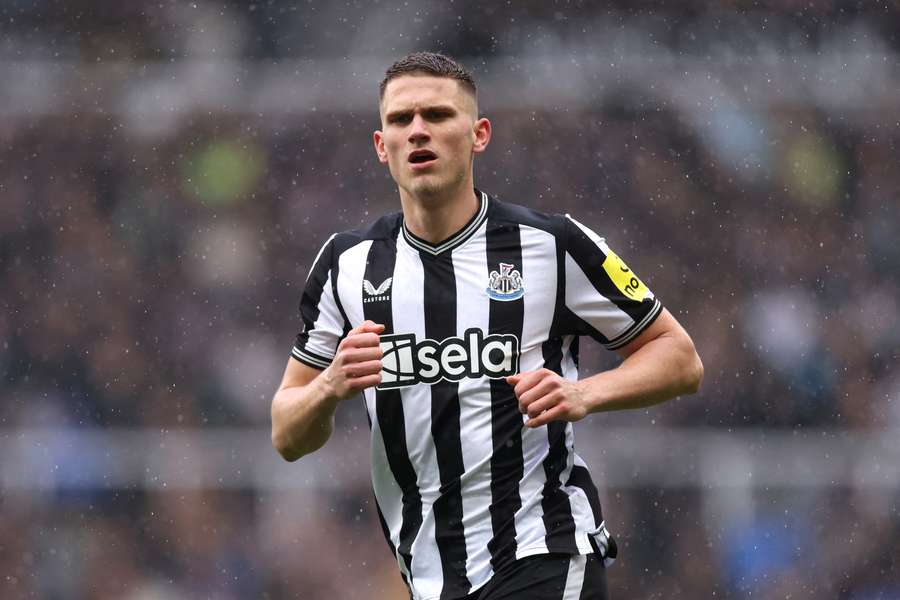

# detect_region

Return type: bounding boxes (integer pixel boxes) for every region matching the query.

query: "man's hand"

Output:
[503,310,703,432]
[506,369,589,429]
[321,320,385,402]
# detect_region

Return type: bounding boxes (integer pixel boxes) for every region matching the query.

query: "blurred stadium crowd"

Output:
[2,1,899,599]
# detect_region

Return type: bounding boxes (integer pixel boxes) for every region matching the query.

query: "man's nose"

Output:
[408,114,430,143]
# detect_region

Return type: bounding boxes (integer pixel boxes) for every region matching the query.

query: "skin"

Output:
[271,72,703,461]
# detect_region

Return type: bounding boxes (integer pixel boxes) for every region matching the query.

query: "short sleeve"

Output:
[562,215,662,350]
[291,234,346,369]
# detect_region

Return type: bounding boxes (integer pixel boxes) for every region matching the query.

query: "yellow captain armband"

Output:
[602,248,650,301]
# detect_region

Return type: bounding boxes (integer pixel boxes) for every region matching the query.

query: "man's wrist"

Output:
[313,367,344,408]
[576,371,612,415]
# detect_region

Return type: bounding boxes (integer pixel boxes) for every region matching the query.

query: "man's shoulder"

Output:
[488,195,569,237]
[329,211,403,252]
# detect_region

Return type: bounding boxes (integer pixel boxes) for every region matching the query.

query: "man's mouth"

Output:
[408,150,438,165]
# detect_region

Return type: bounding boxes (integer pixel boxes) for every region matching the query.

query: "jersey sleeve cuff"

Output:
[604,299,663,350]
[290,346,333,370]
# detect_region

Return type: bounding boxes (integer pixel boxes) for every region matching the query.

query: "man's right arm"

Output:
[271,321,384,461]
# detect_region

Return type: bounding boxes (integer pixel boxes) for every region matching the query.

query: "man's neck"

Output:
[399,182,480,245]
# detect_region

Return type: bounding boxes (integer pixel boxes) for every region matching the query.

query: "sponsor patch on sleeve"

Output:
[602,248,650,301]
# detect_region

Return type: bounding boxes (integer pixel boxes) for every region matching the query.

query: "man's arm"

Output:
[271,321,384,461]
[508,309,703,428]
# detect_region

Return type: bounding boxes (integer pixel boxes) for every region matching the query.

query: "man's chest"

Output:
[339,237,553,322]
[335,230,559,387]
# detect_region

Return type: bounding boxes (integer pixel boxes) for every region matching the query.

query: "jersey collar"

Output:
[401,189,489,256]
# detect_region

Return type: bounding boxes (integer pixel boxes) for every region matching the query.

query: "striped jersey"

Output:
[292,190,662,600]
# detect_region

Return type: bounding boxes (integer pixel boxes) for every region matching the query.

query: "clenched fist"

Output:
[506,369,589,428]
[322,320,385,401]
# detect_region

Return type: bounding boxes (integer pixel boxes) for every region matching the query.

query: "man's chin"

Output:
[407,176,447,198]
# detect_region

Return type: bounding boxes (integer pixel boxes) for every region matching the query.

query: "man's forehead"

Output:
[381,74,475,113]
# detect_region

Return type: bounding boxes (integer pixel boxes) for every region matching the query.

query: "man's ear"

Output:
[373,130,388,164]
[473,117,492,154]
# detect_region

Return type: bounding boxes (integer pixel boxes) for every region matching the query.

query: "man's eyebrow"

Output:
[384,104,457,122]
[384,108,412,122]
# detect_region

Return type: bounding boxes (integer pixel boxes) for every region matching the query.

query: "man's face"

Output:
[374,74,490,199]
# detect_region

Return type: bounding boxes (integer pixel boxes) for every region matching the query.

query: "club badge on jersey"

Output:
[487,262,524,301]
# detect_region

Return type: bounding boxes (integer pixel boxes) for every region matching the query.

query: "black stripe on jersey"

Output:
[363,238,422,580]
[540,335,578,553]
[485,219,525,570]
[293,236,335,368]
[422,253,471,599]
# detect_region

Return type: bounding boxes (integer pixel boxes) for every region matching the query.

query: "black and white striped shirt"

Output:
[292,190,661,600]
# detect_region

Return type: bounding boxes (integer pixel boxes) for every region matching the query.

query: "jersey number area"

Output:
[377,328,520,389]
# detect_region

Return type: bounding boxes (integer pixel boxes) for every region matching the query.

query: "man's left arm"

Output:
[508,308,703,428]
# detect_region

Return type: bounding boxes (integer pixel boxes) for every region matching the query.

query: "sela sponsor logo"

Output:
[486,262,524,301]
[363,277,392,303]
[377,328,519,389]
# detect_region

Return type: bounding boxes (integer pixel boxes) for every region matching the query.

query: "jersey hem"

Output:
[514,538,594,561]
[412,541,596,600]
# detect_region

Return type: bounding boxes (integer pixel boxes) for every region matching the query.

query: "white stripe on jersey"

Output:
[392,235,443,599]
[335,240,373,327]
[450,221,495,589]
[519,225,559,351]
[513,225,560,558]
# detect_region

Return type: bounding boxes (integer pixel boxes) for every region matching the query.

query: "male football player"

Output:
[272,52,703,600]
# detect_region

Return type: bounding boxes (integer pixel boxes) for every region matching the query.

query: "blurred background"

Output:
[2,1,899,598]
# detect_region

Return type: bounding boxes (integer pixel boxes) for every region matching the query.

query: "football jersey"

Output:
[292,190,661,600]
